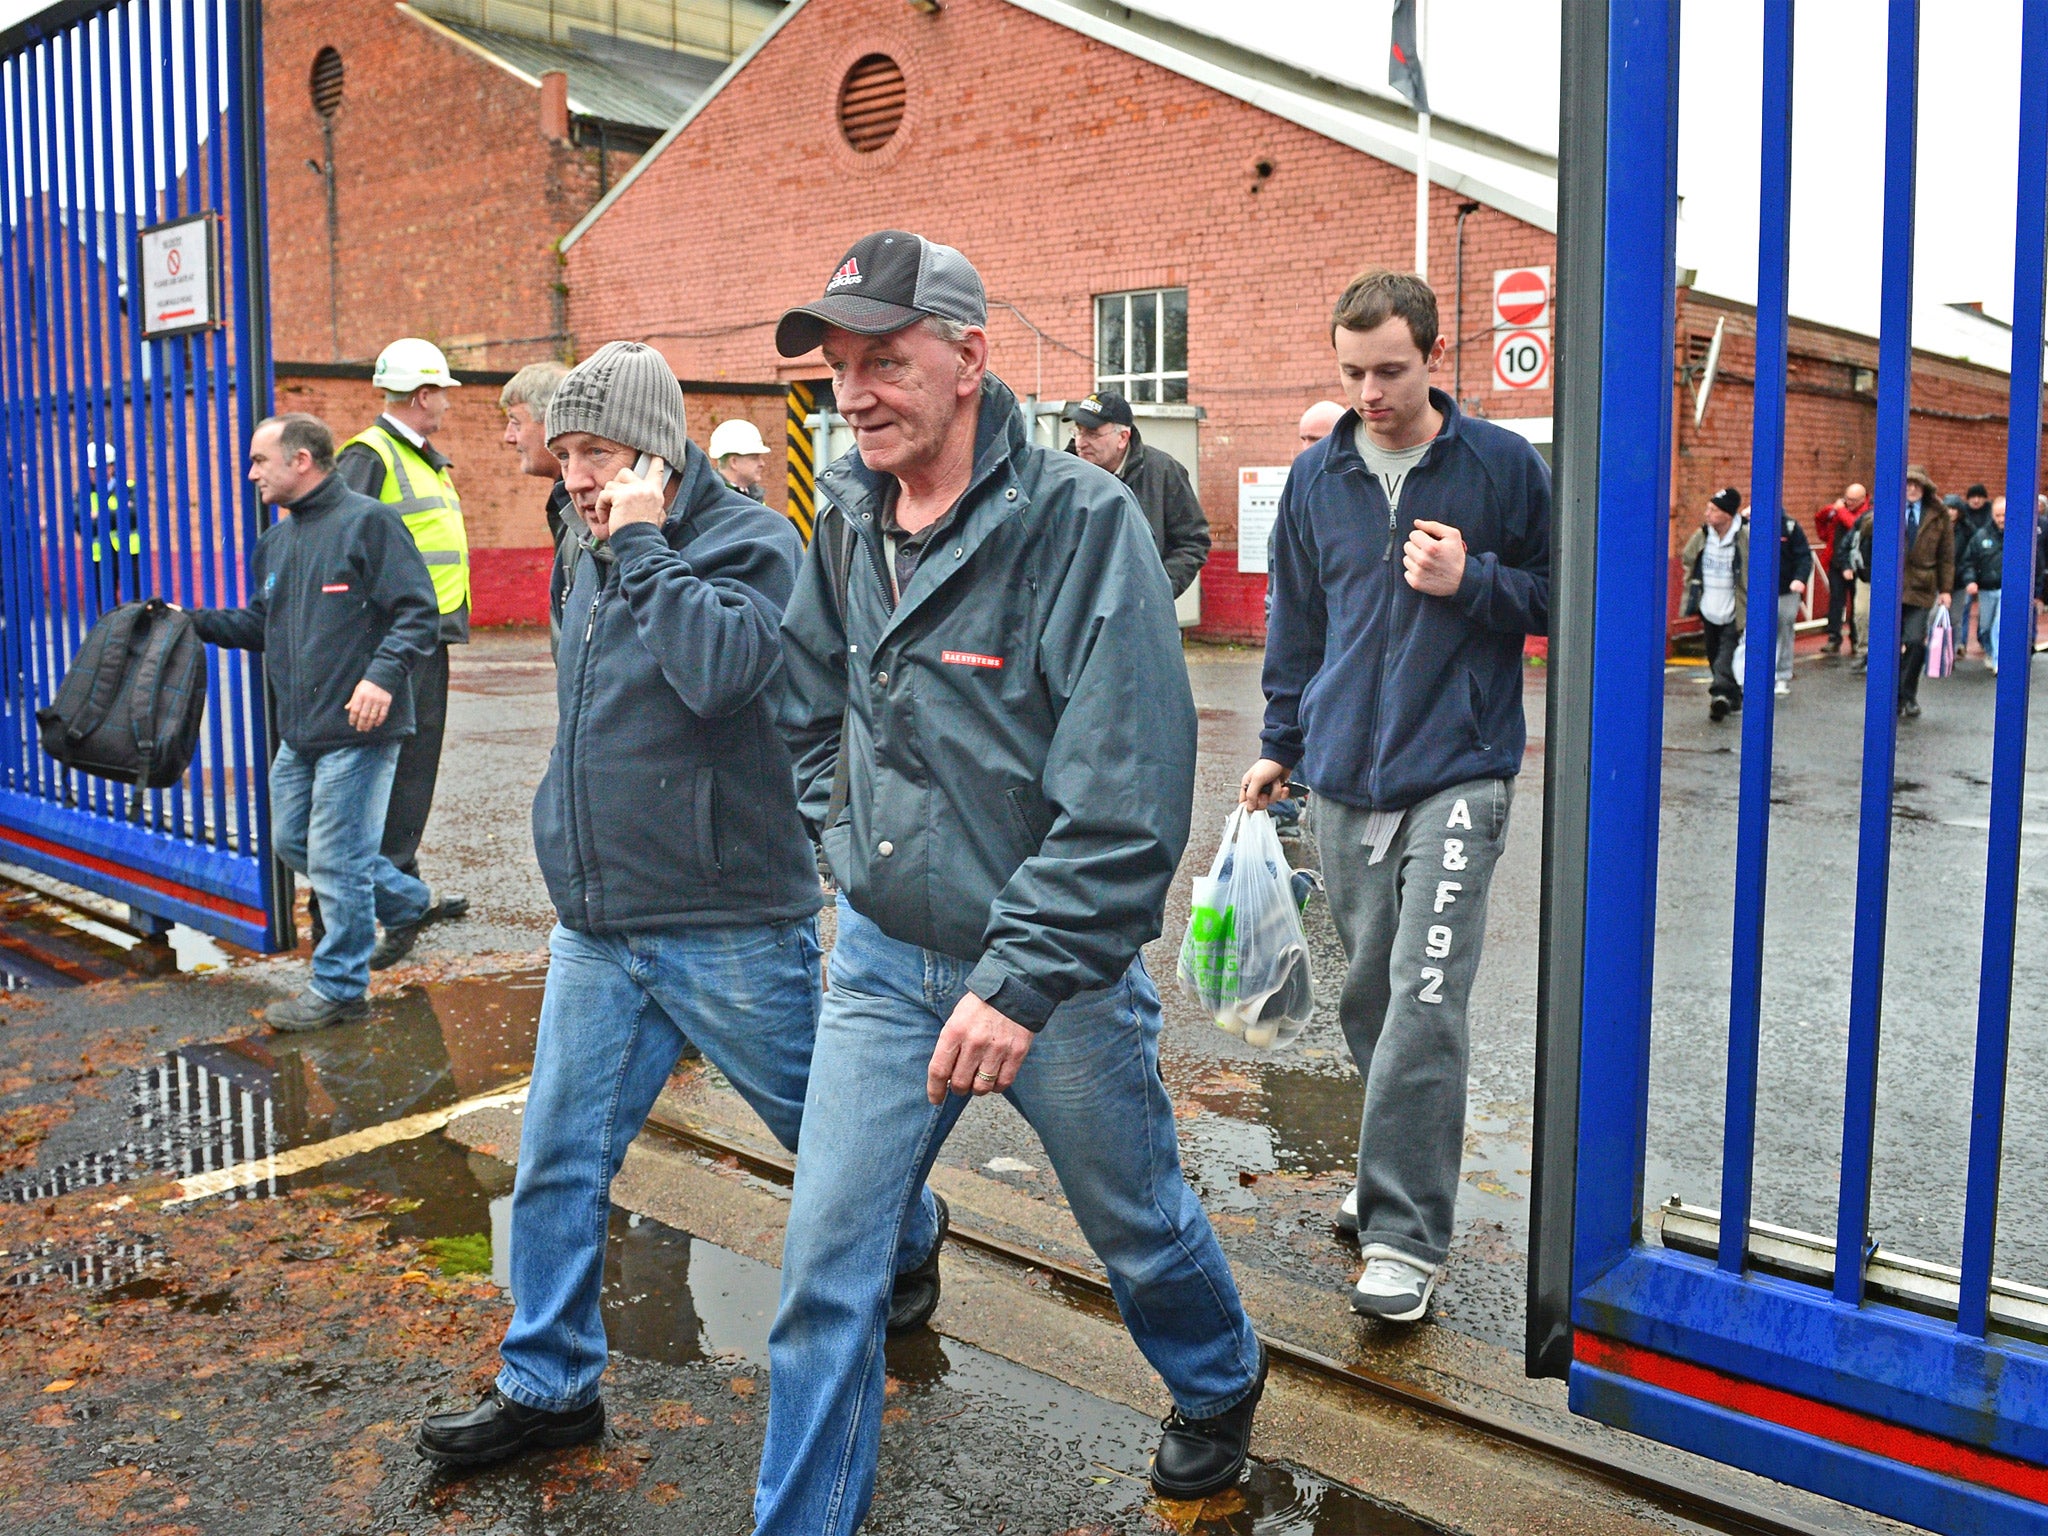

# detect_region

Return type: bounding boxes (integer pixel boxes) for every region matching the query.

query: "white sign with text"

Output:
[1237,465,1289,575]
[140,214,217,338]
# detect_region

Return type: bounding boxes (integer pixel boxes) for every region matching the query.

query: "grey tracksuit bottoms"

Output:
[1317,777,1514,1268]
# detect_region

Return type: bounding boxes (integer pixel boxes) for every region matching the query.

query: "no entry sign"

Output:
[1492,266,1551,330]
[1493,328,1551,391]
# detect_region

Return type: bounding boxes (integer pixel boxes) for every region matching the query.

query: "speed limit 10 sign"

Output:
[1493,328,1551,392]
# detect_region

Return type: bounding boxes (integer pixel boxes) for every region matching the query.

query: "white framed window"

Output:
[1095,288,1188,403]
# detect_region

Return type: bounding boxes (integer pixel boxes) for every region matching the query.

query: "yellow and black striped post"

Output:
[785,381,817,544]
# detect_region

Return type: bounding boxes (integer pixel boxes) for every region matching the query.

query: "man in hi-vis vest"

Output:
[334,338,471,966]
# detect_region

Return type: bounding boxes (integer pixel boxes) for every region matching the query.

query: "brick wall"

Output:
[559,0,1558,640]
[1670,290,2034,624]
[264,0,604,371]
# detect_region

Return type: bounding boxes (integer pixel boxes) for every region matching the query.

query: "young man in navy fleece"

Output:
[1244,269,1549,1325]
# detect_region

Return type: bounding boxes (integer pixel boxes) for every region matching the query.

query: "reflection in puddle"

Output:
[346,1139,1430,1535]
[1,968,547,1204]
[3,1232,165,1290]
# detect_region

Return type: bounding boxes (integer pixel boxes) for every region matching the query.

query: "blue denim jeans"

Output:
[1979,587,2003,665]
[753,900,1261,1536]
[269,740,429,1002]
[495,917,939,1413]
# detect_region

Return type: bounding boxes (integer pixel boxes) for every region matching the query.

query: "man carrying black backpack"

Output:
[185,414,443,1030]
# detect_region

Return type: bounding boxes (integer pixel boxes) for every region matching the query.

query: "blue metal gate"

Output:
[0,0,283,952]
[1532,1,2048,1528]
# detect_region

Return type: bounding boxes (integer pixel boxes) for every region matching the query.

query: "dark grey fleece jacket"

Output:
[781,373,1196,1030]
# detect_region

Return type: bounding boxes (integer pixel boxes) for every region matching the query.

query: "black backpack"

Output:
[37,599,208,815]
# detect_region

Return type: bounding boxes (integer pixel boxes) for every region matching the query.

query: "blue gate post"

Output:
[1834,0,1920,1310]
[1570,0,1680,1301]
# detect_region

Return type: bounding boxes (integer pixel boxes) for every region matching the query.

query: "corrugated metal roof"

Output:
[413,11,727,131]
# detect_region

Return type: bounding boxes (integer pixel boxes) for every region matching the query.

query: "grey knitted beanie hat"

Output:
[546,341,692,468]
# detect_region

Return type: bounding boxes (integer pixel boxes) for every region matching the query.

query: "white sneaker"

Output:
[1774,680,1790,696]
[1349,1245,1436,1323]
[1334,1186,1359,1236]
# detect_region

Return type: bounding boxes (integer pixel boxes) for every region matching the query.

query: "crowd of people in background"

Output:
[1681,465,2044,724]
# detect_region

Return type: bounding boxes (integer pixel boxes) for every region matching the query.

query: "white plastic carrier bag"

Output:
[1177,807,1319,1050]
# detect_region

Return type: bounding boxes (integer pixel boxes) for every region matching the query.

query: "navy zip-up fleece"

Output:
[532,442,820,933]
[189,472,439,753]
[1261,390,1549,811]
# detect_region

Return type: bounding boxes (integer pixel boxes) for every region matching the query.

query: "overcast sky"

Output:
[1136,0,2031,347]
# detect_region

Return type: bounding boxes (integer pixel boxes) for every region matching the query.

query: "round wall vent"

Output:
[310,47,345,119]
[838,54,905,153]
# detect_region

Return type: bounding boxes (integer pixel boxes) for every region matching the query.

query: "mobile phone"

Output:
[633,452,672,494]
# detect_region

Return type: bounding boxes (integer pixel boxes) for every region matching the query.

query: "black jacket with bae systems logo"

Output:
[189,472,441,752]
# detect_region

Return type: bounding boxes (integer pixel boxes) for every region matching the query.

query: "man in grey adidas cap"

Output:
[414,340,941,1469]
[758,232,1265,1532]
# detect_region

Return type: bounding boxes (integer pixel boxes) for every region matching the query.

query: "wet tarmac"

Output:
[0,931,1441,1534]
[0,631,1986,1535]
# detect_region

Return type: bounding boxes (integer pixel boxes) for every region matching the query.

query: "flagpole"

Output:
[1415,0,1430,278]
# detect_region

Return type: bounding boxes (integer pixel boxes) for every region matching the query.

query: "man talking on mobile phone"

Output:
[413,341,939,1468]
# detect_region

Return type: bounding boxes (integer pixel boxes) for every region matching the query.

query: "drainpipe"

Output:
[1454,200,1481,406]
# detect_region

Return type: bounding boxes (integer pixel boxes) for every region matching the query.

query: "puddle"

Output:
[1,967,547,1203]
[337,1135,1436,1536]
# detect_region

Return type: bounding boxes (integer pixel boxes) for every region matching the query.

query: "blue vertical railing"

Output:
[1834,0,1920,1308]
[1717,0,1794,1277]
[1957,0,2048,1341]
[1572,0,1680,1290]
[0,0,278,949]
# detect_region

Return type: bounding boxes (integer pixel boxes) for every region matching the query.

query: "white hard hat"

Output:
[708,418,769,459]
[373,337,462,395]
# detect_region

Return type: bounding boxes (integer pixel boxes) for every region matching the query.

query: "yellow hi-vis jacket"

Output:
[342,424,470,618]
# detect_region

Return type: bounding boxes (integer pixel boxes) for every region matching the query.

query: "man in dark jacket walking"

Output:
[1737,506,1811,697]
[1964,496,2009,672]
[764,232,1264,1532]
[1954,484,1995,657]
[1245,268,1549,1325]
[1065,389,1210,596]
[1817,483,1867,655]
[1679,489,1748,720]
[414,342,941,1471]
[187,414,441,1030]
[1896,465,1955,718]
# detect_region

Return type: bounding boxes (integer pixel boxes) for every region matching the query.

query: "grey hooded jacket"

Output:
[780,373,1196,1030]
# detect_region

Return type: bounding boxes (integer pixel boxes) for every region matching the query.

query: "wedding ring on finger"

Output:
[974,1067,999,1083]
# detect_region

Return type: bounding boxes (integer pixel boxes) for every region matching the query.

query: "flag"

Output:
[1389,0,1429,114]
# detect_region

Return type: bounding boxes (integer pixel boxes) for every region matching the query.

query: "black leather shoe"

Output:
[1149,1342,1267,1500]
[416,1387,604,1468]
[371,890,471,971]
[886,1192,949,1335]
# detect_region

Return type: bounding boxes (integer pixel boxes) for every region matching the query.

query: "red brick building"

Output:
[1670,290,2027,627]
[558,0,1561,639]
[269,0,2038,636]
[261,0,783,618]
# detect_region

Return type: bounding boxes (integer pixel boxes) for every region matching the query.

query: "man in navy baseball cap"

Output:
[775,230,987,356]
